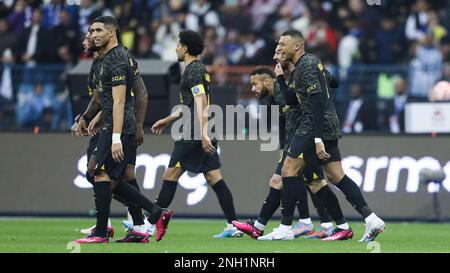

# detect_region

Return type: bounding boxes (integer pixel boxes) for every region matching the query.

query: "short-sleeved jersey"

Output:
[289,54,340,140]
[87,58,102,98]
[179,60,211,138]
[97,45,136,134]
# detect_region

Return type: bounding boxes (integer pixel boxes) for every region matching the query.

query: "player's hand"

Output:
[135,124,144,146]
[202,135,216,155]
[316,142,330,161]
[112,143,124,163]
[71,114,81,137]
[77,117,89,137]
[151,119,168,135]
[274,62,284,76]
[87,115,101,136]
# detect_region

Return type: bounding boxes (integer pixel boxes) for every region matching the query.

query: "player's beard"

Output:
[259,86,270,99]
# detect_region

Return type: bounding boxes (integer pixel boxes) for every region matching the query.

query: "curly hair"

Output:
[179,30,205,56]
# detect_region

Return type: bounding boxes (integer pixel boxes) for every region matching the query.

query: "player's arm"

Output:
[78,89,101,136]
[112,84,126,162]
[300,61,330,161]
[151,107,183,135]
[133,76,148,145]
[87,110,102,136]
[193,87,215,155]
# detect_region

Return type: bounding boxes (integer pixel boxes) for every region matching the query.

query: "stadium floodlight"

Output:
[419,168,446,222]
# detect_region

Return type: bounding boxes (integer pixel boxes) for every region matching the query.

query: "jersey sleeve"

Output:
[105,56,128,87]
[298,58,322,97]
[189,64,208,97]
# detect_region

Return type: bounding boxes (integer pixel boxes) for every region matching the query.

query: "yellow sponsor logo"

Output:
[318,63,324,71]
[204,73,211,82]
[306,85,317,93]
[112,75,125,82]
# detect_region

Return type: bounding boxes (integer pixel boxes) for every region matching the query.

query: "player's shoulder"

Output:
[187,60,207,74]
[299,53,321,67]
[103,46,129,64]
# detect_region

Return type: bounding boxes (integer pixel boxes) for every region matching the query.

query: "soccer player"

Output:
[277,30,385,241]
[75,16,172,244]
[73,29,154,243]
[232,65,335,240]
[151,30,242,238]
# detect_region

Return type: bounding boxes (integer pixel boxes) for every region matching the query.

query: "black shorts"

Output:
[274,150,324,181]
[286,135,316,163]
[168,140,221,174]
[322,139,342,163]
[94,132,137,181]
[87,134,99,163]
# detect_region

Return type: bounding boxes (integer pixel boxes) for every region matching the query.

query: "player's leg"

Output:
[306,178,353,241]
[305,187,334,238]
[293,178,314,238]
[323,140,385,241]
[204,169,242,238]
[154,167,184,208]
[232,174,282,238]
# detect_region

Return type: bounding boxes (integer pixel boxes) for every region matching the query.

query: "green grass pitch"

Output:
[0,217,449,253]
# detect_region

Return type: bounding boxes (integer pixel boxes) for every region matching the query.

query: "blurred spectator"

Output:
[133,33,160,59]
[17,83,52,128]
[185,0,224,38]
[0,49,14,101]
[15,8,51,66]
[342,83,378,133]
[0,18,16,59]
[201,26,219,65]
[155,16,180,62]
[52,9,80,64]
[374,13,404,64]
[240,31,266,65]
[428,11,447,46]
[6,0,31,36]
[223,28,244,65]
[338,15,361,72]
[78,0,101,35]
[306,15,338,62]
[386,77,408,134]
[405,0,429,42]
[409,32,443,101]
[42,0,64,30]
[440,35,450,62]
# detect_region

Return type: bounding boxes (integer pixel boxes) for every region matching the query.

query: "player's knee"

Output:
[94,171,109,182]
[123,165,136,181]
[87,160,96,177]
[269,175,283,189]
[163,167,183,181]
[281,161,299,177]
[205,170,222,185]
[307,179,327,194]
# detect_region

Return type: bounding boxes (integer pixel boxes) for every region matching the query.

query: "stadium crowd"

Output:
[0,0,449,132]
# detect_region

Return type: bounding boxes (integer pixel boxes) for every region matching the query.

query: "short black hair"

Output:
[250,66,276,78]
[179,30,205,56]
[92,15,121,42]
[281,30,304,42]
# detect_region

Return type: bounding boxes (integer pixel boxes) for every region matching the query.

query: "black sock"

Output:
[256,187,281,225]
[113,182,162,224]
[315,185,346,225]
[126,179,144,226]
[93,182,112,238]
[296,181,309,220]
[281,177,301,226]
[308,187,332,223]
[336,175,373,218]
[211,179,237,223]
[155,180,178,208]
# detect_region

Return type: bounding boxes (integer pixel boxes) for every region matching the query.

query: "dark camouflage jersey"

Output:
[272,80,302,150]
[96,46,136,134]
[289,53,340,140]
[179,60,211,138]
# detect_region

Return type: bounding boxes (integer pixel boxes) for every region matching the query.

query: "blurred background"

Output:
[0,0,449,133]
[0,0,450,221]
